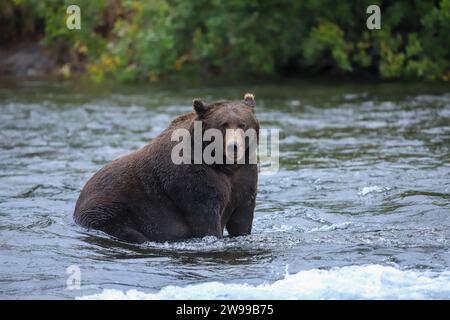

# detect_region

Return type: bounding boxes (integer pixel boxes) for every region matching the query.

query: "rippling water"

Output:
[0,80,449,299]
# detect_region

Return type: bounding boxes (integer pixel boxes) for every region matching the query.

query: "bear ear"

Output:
[193,98,208,118]
[243,93,256,108]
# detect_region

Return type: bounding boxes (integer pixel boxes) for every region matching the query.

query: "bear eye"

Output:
[238,123,246,129]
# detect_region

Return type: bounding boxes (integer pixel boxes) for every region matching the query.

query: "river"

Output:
[0,80,449,299]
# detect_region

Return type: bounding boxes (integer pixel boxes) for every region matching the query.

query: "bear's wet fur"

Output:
[73,94,259,243]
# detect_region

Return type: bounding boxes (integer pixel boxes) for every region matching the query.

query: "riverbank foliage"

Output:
[1,0,449,81]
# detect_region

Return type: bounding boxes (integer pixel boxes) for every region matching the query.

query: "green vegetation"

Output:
[1,0,449,81]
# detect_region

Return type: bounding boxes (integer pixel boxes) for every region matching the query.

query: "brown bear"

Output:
[73,93,259,243]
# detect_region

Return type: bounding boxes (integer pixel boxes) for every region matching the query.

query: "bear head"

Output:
[192,93,259,164]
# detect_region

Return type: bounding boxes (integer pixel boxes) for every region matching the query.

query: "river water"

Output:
[0,80,449,299]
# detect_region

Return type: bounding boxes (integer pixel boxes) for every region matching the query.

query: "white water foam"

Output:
[358,186,391,196]
[308,221,353,232]
[79,265,450,300]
